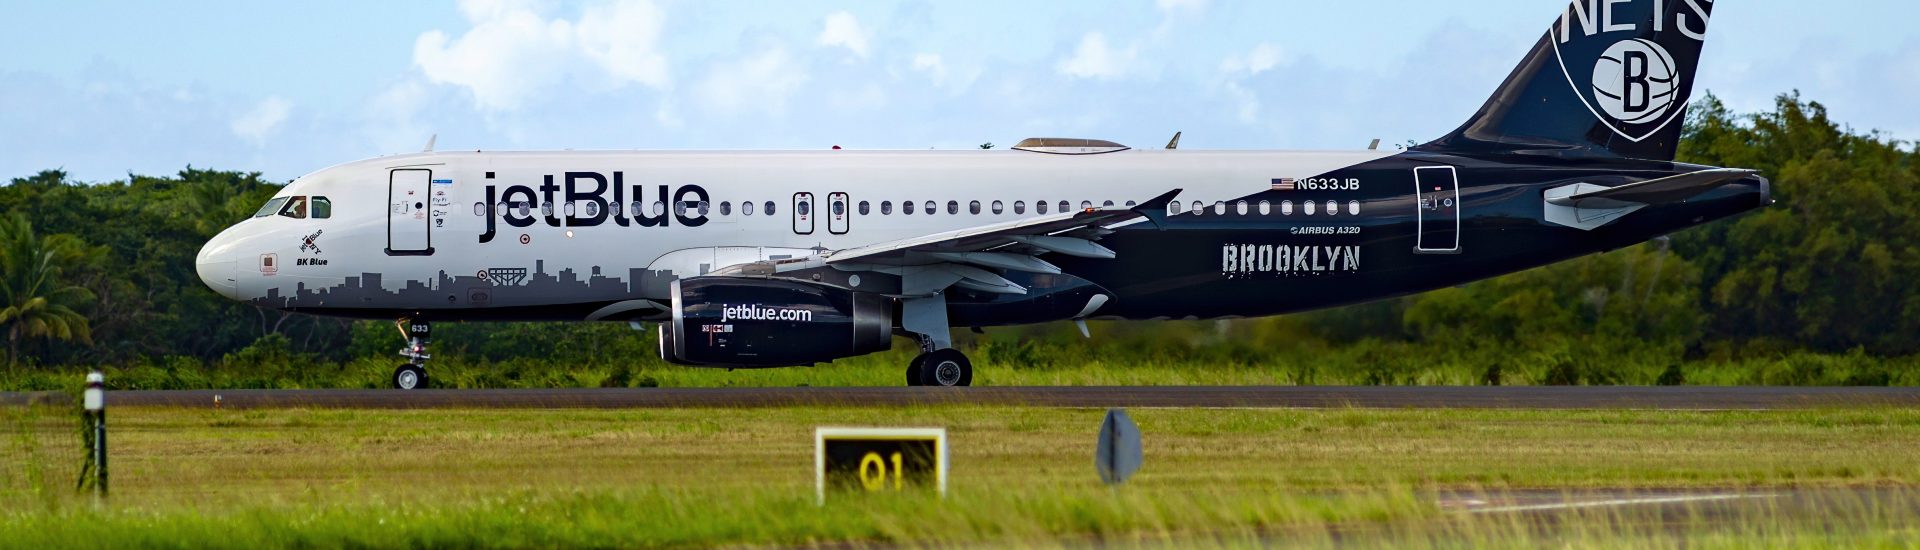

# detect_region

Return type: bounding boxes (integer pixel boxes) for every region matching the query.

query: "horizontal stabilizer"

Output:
[1548,169,1757,207]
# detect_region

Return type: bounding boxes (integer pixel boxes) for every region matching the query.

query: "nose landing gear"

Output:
[393,318,431,390]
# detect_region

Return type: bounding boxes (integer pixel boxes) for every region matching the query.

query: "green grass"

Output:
[4,405,1920,547]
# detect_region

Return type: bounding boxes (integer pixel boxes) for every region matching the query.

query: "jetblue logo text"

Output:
[720,304,814,322]
[1221,244,1360,278]
[479,172,709,243]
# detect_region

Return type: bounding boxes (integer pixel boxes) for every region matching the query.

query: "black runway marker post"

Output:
[78,370,106,497]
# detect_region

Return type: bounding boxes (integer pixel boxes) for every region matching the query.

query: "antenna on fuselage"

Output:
[1367,138,1380,150]
[421,134,437,153]
[1165,131,1181,150]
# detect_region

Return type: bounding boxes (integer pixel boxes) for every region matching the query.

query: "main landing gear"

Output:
[900,294,973,387]
[393,318,431,390]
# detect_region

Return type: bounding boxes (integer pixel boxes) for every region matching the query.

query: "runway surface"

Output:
[6,385,1919,409]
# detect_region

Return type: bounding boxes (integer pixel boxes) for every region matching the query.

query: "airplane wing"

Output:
[712,189,1181,297]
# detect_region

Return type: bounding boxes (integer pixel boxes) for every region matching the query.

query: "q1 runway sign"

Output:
[815,427,948,503]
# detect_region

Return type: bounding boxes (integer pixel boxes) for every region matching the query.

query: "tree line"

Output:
[2,92,1915,388]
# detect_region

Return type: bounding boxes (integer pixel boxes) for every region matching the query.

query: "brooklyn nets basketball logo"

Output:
[1549,0,1706,144]
[1592,38,1678,126]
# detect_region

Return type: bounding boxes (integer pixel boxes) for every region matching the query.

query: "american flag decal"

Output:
[1271,178,1297,191]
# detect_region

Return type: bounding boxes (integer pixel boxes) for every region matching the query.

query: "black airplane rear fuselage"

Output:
[950,151,1769,326]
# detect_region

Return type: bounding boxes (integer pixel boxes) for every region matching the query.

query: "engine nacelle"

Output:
[660,277,892,367]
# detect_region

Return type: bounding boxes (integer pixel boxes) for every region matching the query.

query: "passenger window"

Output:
[968,200,980,215]
[881,201,893,215]
[1213,202,1225,215]
[565,202,577,217]
[831,201,844,216]
[1190,200,1203,214]
[253,197,289,218]
[473,202,486,217]
[924,201,935,215]
[797,201,811,216]
[991,200,1004,214]
[1169,202,1183,215]
[1037,200,1049,214]
[1258,200,1271,215]
[1079,200,1092,211]
[858,201,870,215]
[542,202,555,217]
[765,201,776,215]
[1103,200,1115,207]
[743,201,756,216]
[654,201,667,216]
[1014,201,1026,215]
[903,201,916,214]
[720,201,732,216]
[278,196,308,219]
[584,201,599,217]
[1125,200,1136,207]
[697,201,710,216]
[311,197,332,219]
[1236,201,1247,215]
[1281,200,1293,215]
[517,201,531,217]
[1059,200,1070,213]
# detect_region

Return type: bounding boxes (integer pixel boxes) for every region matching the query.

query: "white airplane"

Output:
[197,0,1766,389]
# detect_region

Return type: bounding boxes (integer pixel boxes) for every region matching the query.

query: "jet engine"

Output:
[658,277,892,367]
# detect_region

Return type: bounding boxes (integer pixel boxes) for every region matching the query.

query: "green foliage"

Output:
[0,213,98,364]
[0,92,1916,386]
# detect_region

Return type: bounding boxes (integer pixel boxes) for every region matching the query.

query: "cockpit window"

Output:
[311,197,332,219]
[278,196,308,219]
[253,197,289,218]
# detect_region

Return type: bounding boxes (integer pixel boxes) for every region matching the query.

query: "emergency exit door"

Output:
[387,169,433,255]
[827,192,850,234]
[1413,166,1460,254]
[792,192,815,235]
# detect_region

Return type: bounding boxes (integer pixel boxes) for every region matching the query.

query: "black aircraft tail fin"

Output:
[1417,0,1716,161]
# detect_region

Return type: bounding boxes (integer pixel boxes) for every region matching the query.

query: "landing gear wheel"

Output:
[916,349,972,387]
[392,364,427,390]
[906,355,927,386]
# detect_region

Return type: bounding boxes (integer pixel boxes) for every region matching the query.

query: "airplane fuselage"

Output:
[196,147,1767,326]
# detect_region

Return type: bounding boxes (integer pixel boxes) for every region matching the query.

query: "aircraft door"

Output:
[827,192,849,234]
[1413,166,1460,254]
[388,169,434,255]
[792,192,815,234]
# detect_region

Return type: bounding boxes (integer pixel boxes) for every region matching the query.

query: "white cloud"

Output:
[413,0,669,111]
[577,0,670,88]
[695,46,809,117]
[1221,43,1286,75]
[817,11,871,59]
[1155,0,1208,12]
[363,80,431,153]
[911,53,946,80]
[1057,32,1136,80]
[231,96,292,146]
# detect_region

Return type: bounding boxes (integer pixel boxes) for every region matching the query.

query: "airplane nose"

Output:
[196,233,239,300]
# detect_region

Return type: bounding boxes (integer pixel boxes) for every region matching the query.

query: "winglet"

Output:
[1132,188,1183,229]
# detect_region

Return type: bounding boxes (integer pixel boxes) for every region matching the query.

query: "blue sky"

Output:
[2,0,1912,182]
